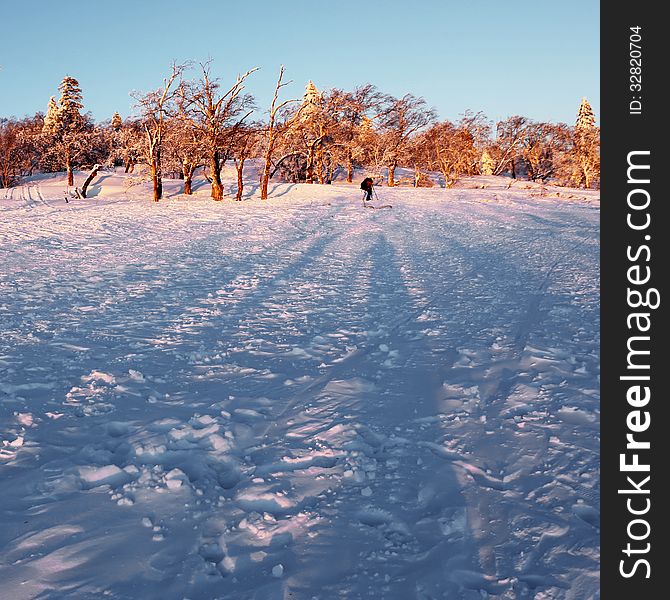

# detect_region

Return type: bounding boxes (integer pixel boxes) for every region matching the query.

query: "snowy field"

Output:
[0,171,600,600]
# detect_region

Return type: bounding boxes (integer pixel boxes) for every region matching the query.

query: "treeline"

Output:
[0,62,600,199]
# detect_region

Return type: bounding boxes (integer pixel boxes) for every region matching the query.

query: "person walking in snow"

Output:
[360,177,374,202]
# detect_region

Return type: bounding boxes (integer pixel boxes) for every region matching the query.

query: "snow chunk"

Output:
[237,492,295,515]
[82,370,115,384]
[128,369,145,382]
[77,465,131,489]
[16,413,34,427]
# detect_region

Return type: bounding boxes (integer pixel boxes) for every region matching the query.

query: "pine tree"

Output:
[43,97,60,135]
[300,81,322,123]
[576,97,595,132]
[303,81,320,107]
[42,77,87,186]
[111,112,123,132]
[58,77,84,128]
[298,81,324,183]
[573,97,599,188]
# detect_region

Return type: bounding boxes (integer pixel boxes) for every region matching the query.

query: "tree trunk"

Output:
[388,163,396,187]
[306,146,315,184]
[261,145,272,200]
[317,149,325,185]
[80,164,100,198]
[346,151,353,183]
[325,156,333,185]
[236,158,245,201]
[580,154,590,189]
[526,160,534,181]
[151,151,162,202]
[210,153,223,201]
[66,155,74,187]
[183,160,195,195]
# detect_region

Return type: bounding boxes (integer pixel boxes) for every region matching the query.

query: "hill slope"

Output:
[0,173,600,599]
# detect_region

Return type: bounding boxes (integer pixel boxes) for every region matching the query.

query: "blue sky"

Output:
[0,0,599,125]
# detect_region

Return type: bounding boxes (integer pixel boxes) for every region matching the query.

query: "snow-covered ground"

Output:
[0,170,600,599]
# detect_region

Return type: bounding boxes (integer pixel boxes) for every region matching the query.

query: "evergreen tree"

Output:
[111,112,123,132]
[43,97,60,134]
[573,97,599,188]
[296,81,325,183]
[58,75,84,114]
[576,97,595,132]
[41,77,88,186]
[300,81,321,122]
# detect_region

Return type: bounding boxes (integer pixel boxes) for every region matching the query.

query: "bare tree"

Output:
[332,85,384,183]
[0,118,22,188]
[134,62,186,202]
[260,66,299,200]
[378,93,435,186]
[518,121,571,182]
[176,129,203,195]
[179,62,257,201]
[17,114,45,179]
[232,123,261,200]
[490,115,529,178]
[80,163,101,198]
[111,118,143,173]
[417,121,477,187]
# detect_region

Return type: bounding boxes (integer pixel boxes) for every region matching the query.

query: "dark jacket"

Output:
[360,177,373,192]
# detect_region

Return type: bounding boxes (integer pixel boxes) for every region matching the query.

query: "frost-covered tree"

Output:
[481,149,495,175]
[111,112,123,132]
[573,98,599,188]
[260,66,299,200]
[1,115,47,188]
[232,123,261,200]
[163,114,203,195]
[417,121,478,187]
[378,94,435,186]
[179,61,257,200]
[301,81,321,121]
[133,63,186,201]
[519,121,572,182]
[43,97,59,133]
[59,76,84,113]
[297,81,324,184]
[576,97,595,131]
[111,118,143,173]
[0,118,31,188]
[286,81,346,184]
[41,76,88,186]
[489,116,530,178]
[332,84,384,182]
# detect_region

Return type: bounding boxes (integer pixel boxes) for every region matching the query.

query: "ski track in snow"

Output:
[0,171,600,600]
